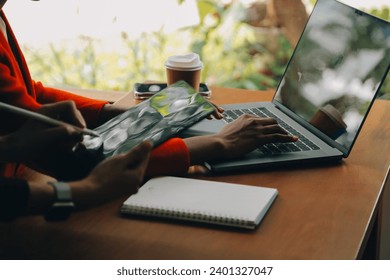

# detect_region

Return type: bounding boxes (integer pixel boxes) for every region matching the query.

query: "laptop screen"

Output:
[273,0,390,154]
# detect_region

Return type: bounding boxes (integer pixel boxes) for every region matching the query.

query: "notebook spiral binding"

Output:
[123,204,252,228]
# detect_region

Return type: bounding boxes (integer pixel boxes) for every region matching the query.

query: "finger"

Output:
[207,103,224,120]
[249,117,278,126]
[123,142,153,189]
[209,102,224,112]
[262,133,299,143]
[71,107,86,128]
[122,141,153,169]
[38,101,86,128]
[213,104,224,115]
[258,124,289,135]
[59,101,87,128]
[207,111,224,120]
[38,126,84,146]
[216,106,225,113]
[236,114,275,123]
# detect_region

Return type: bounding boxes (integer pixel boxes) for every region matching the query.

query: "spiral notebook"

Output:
[121,176,278,229]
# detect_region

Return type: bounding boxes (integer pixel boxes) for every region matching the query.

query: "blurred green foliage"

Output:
[186,0,292,90]
[365,5,390,99]
[307,0,389,99]
[23,0,388,99]
[23,0,292,93]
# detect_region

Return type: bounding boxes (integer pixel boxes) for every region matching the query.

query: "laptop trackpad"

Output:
[180,118,225,137]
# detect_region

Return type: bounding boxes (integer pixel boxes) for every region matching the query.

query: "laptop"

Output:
[181,0,390,173]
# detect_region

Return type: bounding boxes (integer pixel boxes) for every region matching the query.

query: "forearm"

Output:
[97,103,127,125]
[26,179,97,216]
[183,135,225,165]
[26,181,55,215]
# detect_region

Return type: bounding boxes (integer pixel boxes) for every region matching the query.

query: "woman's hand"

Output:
[26,141,153,215]
[206,103,225,120]
[184,114,298,164]
[0,101,85,163]
[214,114,298,159]
[70,141,153,209]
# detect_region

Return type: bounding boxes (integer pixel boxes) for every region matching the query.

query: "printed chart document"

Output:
[121,176,278,229]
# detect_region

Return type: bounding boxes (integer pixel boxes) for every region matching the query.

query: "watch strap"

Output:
[44,181,75,222]
[51,181,72,201]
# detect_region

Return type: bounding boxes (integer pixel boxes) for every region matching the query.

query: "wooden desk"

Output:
[1,87,389,260]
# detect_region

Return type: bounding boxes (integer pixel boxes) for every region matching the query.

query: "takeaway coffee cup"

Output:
[165,53,203,92]
[310,104,347,139]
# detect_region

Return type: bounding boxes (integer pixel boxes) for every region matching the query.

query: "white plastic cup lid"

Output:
[165,53,203,71]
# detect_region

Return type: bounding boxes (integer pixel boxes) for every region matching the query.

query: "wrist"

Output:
[27,180,97,217]
[44,182,75,222]
[27,181,56,215]
[98,104,126,125]
[68,179,96,210]
[184,135,225,165]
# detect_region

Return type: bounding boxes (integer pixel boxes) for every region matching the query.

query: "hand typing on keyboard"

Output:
[214,114,299,159]
[183,114,299,164]
[222,107,318,155]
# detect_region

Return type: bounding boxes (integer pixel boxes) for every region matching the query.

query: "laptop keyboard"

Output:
[223,107,320,155]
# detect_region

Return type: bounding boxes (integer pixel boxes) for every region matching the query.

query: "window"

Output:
[4,0,389,98]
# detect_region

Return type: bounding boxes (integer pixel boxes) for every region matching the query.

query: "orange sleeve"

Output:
[0,15,108,130]
[146,138,190,177]
[0,62,42,133]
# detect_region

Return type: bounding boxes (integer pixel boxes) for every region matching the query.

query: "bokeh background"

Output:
[4,0,389,98]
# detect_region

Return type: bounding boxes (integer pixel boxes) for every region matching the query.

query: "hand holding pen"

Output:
[0,101,98,163]
[0,101,100,137]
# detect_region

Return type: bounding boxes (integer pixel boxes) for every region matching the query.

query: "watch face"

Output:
[44,202,75,222]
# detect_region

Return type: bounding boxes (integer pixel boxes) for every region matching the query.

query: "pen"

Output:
[0,102,100,138]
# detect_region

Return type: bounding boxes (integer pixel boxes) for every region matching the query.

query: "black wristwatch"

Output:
[44,181,75,222]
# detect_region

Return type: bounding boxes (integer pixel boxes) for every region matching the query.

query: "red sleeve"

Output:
[0,11,108,129]
[0,16,41,115]
[0,60,107,129]
[1,35,107,130]
[0,62,42,132]
[0,62,40,111]
[146,138,190,177]
[34,81,108,128]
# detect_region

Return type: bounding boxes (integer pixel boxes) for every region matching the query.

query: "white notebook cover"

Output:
[121,176,278,229]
